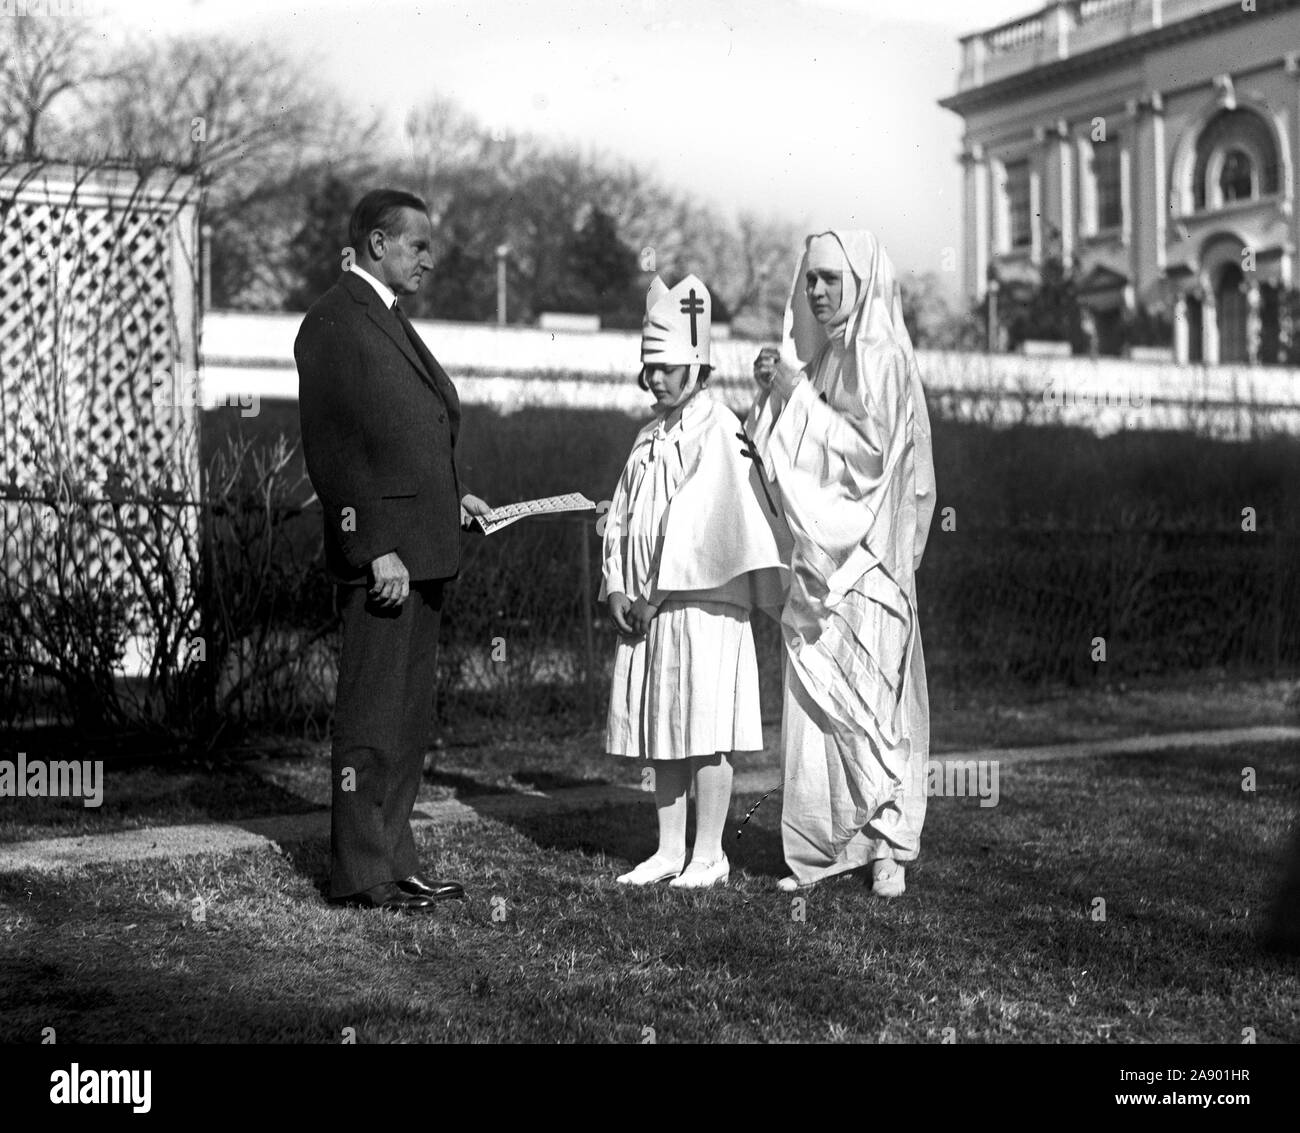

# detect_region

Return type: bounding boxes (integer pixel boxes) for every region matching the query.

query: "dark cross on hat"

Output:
[679,289,705,347]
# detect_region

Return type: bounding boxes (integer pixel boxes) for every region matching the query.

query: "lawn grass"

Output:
[2,671,1294,842]
[0,759,322,846]
[1,741,1296,1043]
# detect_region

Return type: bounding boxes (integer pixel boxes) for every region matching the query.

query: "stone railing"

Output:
[956,0,1237,90]
[201,311,1300,440]
[986,11,1046,55]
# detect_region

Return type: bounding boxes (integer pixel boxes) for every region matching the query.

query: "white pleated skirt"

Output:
[606,599,763,760]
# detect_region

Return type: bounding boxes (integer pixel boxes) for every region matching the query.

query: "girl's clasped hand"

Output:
[606,593,659,636]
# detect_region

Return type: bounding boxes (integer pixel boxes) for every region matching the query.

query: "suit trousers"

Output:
[329,579,444,898]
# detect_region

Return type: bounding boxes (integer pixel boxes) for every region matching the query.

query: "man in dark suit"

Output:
[295,188,490,913]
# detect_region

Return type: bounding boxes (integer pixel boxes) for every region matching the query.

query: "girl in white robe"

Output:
[601,274,790,889]
[747,231,937,896]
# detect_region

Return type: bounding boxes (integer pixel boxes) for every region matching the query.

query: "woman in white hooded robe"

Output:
[747,230,936,895]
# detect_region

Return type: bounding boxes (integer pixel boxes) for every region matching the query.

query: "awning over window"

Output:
[1076,264,1129,312]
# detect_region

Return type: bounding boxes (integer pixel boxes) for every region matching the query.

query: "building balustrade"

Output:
[958,0,1237,90]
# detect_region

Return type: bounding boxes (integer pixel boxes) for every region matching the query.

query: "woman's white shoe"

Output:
[669,855,729,889]
[871,859,905,898]
[776,875,815,892]
[616,855,685,885]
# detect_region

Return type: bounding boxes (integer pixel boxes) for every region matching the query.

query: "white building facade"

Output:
[941,0,1300,364]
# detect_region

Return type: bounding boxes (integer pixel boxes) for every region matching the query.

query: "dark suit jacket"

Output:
[295,271,465,583]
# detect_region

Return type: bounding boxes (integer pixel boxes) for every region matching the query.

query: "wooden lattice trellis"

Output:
[0,161,201,683]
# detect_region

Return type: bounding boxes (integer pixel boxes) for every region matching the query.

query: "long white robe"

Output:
[747,232,936,883]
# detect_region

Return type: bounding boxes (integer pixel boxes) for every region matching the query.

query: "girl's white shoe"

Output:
[776,875,815,893]
[871,859,905,898]
[669,855,730,889]
[616,854,685,885]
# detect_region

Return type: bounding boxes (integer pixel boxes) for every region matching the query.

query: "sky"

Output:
[90,0,1038,291]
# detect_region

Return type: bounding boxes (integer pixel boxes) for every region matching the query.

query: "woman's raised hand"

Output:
[753,346,781,392]
[754,346,801,402]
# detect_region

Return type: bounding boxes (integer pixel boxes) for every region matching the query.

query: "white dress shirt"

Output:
[349,264,396,309]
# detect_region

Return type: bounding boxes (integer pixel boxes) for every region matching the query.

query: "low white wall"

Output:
[199,310,1300,437]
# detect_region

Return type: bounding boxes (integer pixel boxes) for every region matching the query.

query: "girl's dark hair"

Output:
[637,364,713,391]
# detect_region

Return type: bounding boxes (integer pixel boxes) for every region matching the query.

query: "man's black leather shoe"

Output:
[332,883,437,913]
[397,874,465,901]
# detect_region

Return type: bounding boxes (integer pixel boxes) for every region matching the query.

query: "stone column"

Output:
[961,144,990,303]
[1055,120,1074,266]
[1035,123,1063,260]
[1129,91,1166,288]
[1203,288,1220,365]
[1030,160,1044,263]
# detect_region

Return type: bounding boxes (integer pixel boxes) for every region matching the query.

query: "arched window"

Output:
[1192,109,1279,211]
[1219,149,1254,202]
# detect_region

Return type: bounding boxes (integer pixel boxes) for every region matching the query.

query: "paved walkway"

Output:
[1,725,1295,876]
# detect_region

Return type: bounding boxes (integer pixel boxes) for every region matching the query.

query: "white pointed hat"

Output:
[641,273,711,365]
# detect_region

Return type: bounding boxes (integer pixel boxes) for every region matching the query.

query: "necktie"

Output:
[393,301,439,381]
[392,300,453,416]
[392,300,422,356]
